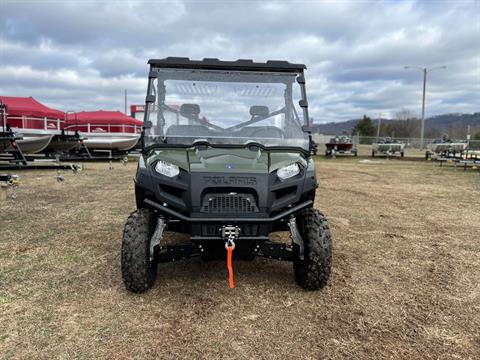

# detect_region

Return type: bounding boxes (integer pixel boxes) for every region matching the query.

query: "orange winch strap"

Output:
[227,245,234,289]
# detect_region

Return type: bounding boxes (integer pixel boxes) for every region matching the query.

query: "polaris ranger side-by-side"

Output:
[121,57,332,291]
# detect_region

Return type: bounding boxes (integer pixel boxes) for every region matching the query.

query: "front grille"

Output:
[201,193,259,214]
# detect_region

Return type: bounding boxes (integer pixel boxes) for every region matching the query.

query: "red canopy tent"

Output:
[66,111,143,134]
[0,96,66,131]
[0,96,65,119]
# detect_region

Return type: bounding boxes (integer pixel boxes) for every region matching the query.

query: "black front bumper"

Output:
[144,198,312,223]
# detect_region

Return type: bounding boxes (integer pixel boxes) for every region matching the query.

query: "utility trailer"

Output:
[0,130,28,166]
[371,138,405,157]
[1,101,28,166]
[437,156,480,174]
[0,159,80,172]
[425,136,468,160]
[325,136,357,157]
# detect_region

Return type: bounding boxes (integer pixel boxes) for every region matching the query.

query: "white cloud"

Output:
[0,0,478,121]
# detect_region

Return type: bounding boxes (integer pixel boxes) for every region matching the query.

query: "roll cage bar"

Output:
[147,57,306,73]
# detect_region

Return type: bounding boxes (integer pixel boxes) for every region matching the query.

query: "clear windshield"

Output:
[144,68,309,150]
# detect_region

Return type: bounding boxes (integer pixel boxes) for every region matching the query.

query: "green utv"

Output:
[121,57,332,291]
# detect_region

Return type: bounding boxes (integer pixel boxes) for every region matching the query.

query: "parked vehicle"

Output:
[372,137,405,157]
[426,135,467,159]
[0,96,70,153]
[325,136,357,156]
[121,57,332,292]
[65,111,143,152]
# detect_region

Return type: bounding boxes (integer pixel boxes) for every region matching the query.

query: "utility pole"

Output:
[467,125,471,149]
[421,68,426,149]
[404,65,447,150]
[124,89,128,115]
[376,112,382,140]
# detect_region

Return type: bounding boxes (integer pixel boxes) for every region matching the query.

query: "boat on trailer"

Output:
[325,136,357,156]
[0,96,64,153]
[426,136,468,159]
[0,96,80,154]
[372,137,405,157]
[65,111,143,152]
[42,111,82,155]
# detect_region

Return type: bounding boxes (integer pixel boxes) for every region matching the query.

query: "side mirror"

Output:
[299,99,308,108]
[144,120,153,128]
[249,105,270,117]
[296,75,305,84]
[146,94,155,103]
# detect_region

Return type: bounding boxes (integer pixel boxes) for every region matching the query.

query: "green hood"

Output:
[146,147,307,174]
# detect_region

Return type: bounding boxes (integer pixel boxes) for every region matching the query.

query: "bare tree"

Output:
[395,109,417,121]
[382,109,421,138]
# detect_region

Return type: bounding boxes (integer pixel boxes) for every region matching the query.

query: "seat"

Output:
[180,103,201,119]
[166,125,212,142]
[234,126,285,139]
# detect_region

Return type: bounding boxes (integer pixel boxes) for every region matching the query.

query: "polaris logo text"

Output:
[203,176,257,185]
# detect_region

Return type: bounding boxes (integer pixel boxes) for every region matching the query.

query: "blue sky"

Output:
[1,0,479,122]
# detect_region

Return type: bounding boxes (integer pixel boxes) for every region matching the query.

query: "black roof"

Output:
[148,57,306,72]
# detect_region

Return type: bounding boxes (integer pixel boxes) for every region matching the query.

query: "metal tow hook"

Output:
[224,238,236,251]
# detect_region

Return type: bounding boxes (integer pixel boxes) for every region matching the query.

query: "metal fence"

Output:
[312,133,480,150]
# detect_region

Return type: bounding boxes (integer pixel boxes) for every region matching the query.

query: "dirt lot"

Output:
[1,158,479,359]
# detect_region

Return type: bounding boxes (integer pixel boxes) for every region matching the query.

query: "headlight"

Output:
[277,163,300,180]
[155,160,180,178]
